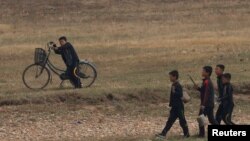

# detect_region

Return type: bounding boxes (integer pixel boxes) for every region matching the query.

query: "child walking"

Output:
[219,73,236,125]
[194,66,218,137]
[156,70,190,139]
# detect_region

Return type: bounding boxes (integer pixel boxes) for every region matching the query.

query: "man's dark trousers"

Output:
[215,103,223,124]
[66,63,81,88]
[161,107,189,136]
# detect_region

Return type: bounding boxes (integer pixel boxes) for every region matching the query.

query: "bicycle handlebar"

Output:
[46,42,56,51]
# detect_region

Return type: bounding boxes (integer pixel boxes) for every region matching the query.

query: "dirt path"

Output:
[0,102,249,141]
[0,110,196,141]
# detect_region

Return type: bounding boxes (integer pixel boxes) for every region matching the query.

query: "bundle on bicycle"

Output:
[22,37,97,90]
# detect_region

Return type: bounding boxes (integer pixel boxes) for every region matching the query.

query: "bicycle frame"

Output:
[47,59,65,76]
[43,47,65,77]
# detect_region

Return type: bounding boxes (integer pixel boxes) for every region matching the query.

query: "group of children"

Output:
[156,64,235,139]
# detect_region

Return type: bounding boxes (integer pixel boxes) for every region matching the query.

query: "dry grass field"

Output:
[0,0,250,140]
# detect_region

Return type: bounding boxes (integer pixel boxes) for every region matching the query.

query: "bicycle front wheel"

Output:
[22,64,51,90]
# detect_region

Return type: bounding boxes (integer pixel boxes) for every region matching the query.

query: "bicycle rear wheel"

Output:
[78,62,97,88]
[22,64,51,90]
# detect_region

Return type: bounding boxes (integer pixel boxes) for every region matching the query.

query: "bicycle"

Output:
[22,42,97,90]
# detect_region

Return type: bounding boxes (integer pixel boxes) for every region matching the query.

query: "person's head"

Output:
[169,70,179,82]
[222,73,231,84]
[58,36,67,46]
[202,66,212,78]
[215,64,225,76]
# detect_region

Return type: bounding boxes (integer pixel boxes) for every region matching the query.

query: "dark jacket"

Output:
[217,75,224,98]
[54,42,79,67]
[197,78,215,108]
[169,81,184,109]
[221,83,234,106]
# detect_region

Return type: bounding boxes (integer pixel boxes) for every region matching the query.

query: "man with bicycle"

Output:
[52,36,82,88]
